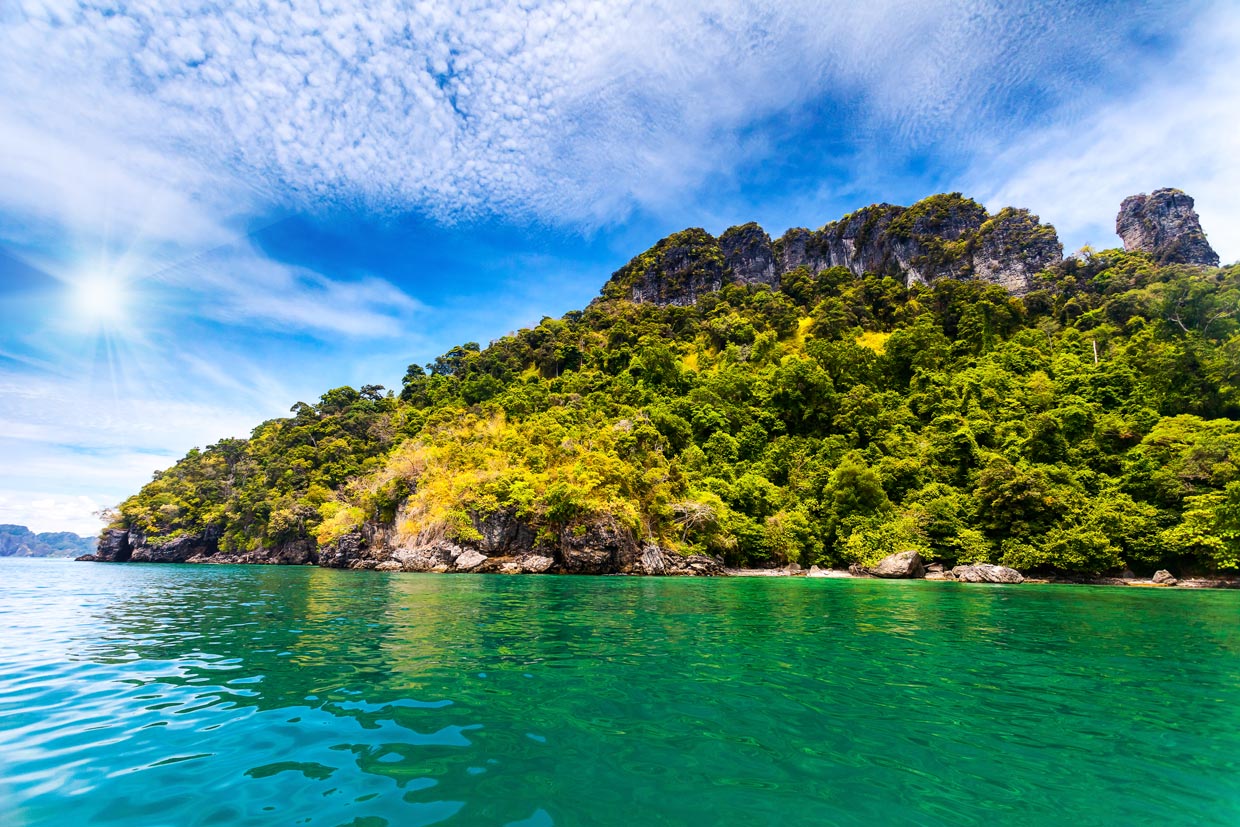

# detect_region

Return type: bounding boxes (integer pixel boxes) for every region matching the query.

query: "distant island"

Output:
[1,524,94,558]
[82,189,1240,583]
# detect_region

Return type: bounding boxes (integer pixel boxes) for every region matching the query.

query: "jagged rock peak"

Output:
[1116,188,1219,266]
[601,192,1062,306]
[601,227,729,307]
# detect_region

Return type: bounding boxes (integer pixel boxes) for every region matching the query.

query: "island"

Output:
[81,189,1240,585]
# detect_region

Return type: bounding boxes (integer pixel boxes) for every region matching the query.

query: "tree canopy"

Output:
[113,248,1240,575]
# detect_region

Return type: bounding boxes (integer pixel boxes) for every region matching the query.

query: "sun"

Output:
[72,272,130,327]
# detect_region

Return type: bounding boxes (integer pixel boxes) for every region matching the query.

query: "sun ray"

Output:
[72,271,129,328]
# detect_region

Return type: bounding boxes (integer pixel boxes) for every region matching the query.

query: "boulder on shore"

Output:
[951,564,1024,584]
[870,550,926,579]
[453,549,488,571]
[664,554,727,576]
[519,554,556,574]
[1152,569,1178,586]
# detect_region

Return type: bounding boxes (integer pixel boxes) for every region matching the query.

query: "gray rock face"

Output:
[318,531,369,569]
[515,554,555,574]
[487,553,557,574]
[94,528,132,562]
[128,528,219,563]
[951,564,1025,584]
[719,223,777,286]
[611,228,726,306]
[88,527,316,565]
[1152,569,1178,586]
[781,196,1061,294]
[78,513,727,577]
[203,539,316,565]
[663,553,727,576]
[560,519,636,574]
[870,550,926,579]
[972,208,1064,293]
[604,192,1064,305]
[391,543,461,572]
[470,508,537,555]
[628,543,668,575]
[1116,189,1219,266]
[453,549,488,571]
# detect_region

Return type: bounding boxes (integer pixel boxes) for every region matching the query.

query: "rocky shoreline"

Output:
[75,518,727,577]
[76,528,1239,588]
[729,563,1240,589]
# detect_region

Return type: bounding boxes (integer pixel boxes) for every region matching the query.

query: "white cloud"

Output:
[151,240,425,337]
[0,491,109,536]
[0,0,1162,229]
[2,0,1233,536]
[0,367,272,535]
[4,0,1123,353]
[972,2,1240,262]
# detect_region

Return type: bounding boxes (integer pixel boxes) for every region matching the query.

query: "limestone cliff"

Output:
[603,193,1064,304]
[602,228,727,306]
[1116,188,1219,266]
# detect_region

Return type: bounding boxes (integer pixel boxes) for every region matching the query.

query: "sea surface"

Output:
[1,558,1238,826]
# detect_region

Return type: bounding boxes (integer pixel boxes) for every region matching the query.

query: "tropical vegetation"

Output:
[111,241,1240,574]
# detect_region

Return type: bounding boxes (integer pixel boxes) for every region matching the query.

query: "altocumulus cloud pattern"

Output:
[0,0,1182,225]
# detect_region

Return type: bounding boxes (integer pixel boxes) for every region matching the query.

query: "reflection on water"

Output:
[1,559,1239,826]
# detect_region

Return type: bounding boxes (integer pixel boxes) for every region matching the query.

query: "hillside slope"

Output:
[93,191,1240,576]
[1,525,93,558]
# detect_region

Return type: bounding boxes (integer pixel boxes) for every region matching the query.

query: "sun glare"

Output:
[73,272,129,327]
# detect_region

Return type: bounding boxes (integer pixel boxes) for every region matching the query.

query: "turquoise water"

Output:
[1,559,1238,826]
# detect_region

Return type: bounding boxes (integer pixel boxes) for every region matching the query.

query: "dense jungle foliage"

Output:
[113,248,1240,574]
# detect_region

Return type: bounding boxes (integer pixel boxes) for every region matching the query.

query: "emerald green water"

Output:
[1,559,1238,826]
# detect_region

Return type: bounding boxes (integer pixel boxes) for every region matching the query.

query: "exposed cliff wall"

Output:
[603,193,1063,304]
[81,514,725,576]
[1116,188,1219,266]
[602,228,727,306]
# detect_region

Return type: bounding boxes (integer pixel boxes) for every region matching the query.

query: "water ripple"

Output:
[1,559,1238,826]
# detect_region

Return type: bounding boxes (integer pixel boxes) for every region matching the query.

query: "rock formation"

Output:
[719,223,777,286]
[1151,569,1178,586]
[868,550,926,579]
[89,528,132,562]
[950,564,1024,584]
[1116,189,1219,266]
[85,514,726,577]
[603,193,1063,304]
[605,228,727,306]
[83,189,1224,578]
[605,188,1227,309]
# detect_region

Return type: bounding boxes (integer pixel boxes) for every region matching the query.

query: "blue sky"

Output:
[1,0,1237,535]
